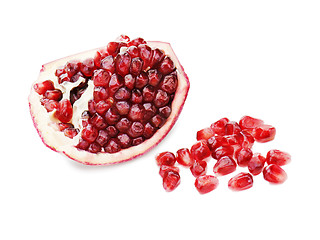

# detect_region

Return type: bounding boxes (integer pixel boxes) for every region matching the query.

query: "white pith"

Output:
[29,41,189,165]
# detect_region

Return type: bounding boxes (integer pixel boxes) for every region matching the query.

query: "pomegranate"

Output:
[29,36,190,165]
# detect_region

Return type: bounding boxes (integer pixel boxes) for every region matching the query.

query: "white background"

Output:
[1,0,320,239]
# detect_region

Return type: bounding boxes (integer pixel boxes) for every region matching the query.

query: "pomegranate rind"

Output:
[29,41,190,165]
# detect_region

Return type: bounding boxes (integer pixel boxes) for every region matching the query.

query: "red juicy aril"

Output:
[29,36,190,165]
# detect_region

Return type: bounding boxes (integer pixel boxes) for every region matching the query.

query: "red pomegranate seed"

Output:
[210,117,229,135]
[76,138,90,150]
[64,127,79,139]
[143,103,157,121]
[117,133,132,148]
[150,48,165,68]
[263,164,287,184]
[212,145,234,160]
[147,69,162,87]
[115,52,131,77]
[101,55,115,73]
[248,153,266,176]
[150,114,164,128]
[93,86,109,102]
[114,87,131,101]
[65,61,80,77]
[228,172,254,191]
[236,131,255,148]
[127,121,144,138]
[158,56,175,75]
[138,44,152,70]
[142,85,156,102]
[266,149,291,166]
[155,151,176,166]
[213,156,237,176]
[252,124,276,143]
[160,72,178,94]
[159,106,171,118]
[81,124,98,143]
[88,142,102,153]
[55,67,65,78]
[162,171,180,192]
[195,175,219,194]
[124,74,135,89]
[107,42,120,56]
[128,104,145,121]
[153,90,169,108]
[128,38,146,47]
[220,134,238,146]
[131,89,143,103]
[58,73,71,84]
[190,140,211,162]
[80,58,95,77]
[235,148,253,167]
[143,122,156,139]
[115,118,131,133]
[57,123,73,131]
[176,148,194,167]
[88,99,96,115]
[44,89,62,101]
[207,135,222,151]
[116,34,130,43]
[92,69,111,87]
[44,100,59,112]
[55,99,73,123]
[190,160,207,177]
[105,108,120,125]
[130,57,143,76]
[96,130,109,146]
[108,74,124,96]
[115,101,130,116]
[90,113,107,130]
[95,100,112,115]
[225,121,241,135]
[132,137,144,146]
[126,46,139,58]
[70,71,85,83]
[33,80,55,95]
[197,127,215,141]
[104,138,121,153]
[135,72,149,89]
[159,165,180,178]
[239,116,264,131]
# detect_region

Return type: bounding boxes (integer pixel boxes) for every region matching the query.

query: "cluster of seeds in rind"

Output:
[33,35,178,154]
[156,116,291,194]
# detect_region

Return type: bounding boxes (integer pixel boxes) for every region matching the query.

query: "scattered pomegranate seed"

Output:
[190,160,207,177]
[162,171,181,192]
[239,116,264,131]
[212,145,234,160]
[235,148,253,167]
[248,153,266,176]
[190,140,211,162]
[266,149,291,166]
[176,148,194,167]
[195,175,219,194]
[196,127,215,141]
[155,152,176,166]
[159,165,180,178]
[225,121,241,135]
[228,172,254,191]
[210,117,229,135]
[263,164,287,184]
[252,124,276,143]
[213,156,237,176]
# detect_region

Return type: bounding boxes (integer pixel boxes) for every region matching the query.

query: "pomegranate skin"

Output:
[29,39,190,165]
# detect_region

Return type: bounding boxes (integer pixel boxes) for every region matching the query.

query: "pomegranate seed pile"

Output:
[156,116,291,193]
[33,36,179,154]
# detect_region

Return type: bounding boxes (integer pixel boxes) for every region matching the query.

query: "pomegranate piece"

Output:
[235,148,253,167]
[190,160,207,177]
[176,148,194,167]
[159,165,180,178]
[239,116,264,131]
[213,156,237,176]
[207,135,222,151]
[252,124,276,143]
[196,127,215,141]
[263,164,287,184]
[228,172,254,191]
[210,117,229,135]
[162,171,180,192]
[33,80,55,95]
[225,121,241,135]
[29,36,190,165]
[248,153,266,176]
[212,145,234,160]
[194,175,219,194]
[155,151,176,166]
[266,149,291,166]
[190,140,211,162]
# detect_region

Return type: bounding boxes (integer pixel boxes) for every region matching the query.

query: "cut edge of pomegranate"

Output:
[29,41,190,165]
